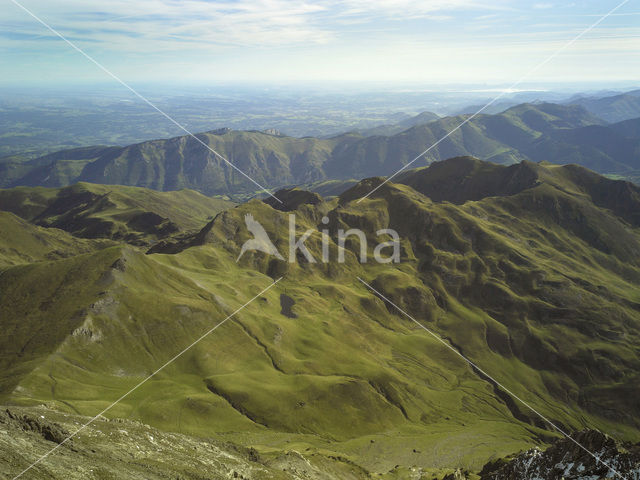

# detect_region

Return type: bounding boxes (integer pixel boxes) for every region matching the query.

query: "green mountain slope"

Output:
[5,102,637,197]
[1,159,639,478]
[0,211,112,267]
[396,156,640,224]
[569,90,640,123]
[322,103,602,178]
[611,117,640,138]
[0,182,234,246]
[1,130,341,195]
[525,124,640,172]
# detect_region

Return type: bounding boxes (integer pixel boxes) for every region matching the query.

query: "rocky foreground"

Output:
[2,405,639,480]
[0,405,372,480]
[479,430,640,480]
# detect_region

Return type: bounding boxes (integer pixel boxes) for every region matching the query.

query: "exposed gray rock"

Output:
[480,430,640,480]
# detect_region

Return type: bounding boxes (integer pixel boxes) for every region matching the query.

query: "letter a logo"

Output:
[236,214,284,262]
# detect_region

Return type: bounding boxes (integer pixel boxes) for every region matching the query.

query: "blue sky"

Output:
[1,0,639,86]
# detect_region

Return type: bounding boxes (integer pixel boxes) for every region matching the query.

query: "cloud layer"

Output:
[2,0,638,84]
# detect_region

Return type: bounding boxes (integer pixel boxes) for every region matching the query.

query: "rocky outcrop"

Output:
[480,430,640,480]
[2,408,70,445]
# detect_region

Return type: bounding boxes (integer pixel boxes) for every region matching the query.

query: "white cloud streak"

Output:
[4,0,500,49]
[2,0,638,83]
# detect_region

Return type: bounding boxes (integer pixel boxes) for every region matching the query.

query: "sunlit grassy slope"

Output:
[0,182,234,245]
[1,158,639,476]
[0,211,113,267]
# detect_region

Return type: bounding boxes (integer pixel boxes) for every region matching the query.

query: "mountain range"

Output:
[567,89,640,123]
[1,102,639,199]
[455,89,640,123]
[1,157,639,478]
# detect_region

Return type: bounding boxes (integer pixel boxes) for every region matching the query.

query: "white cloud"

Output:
[2,0,639,84]
[334,0,492,20]
[6,0,333,48]
[5,0,500,50]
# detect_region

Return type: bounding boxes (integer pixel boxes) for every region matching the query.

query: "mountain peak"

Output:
[337,176,389,204]
[264,187,322,211]
[395,157,541,204]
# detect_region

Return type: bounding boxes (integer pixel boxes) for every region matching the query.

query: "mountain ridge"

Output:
[2,102,638,197]
[1,157,640,478]
[0,182,234,246]
[568,89,640,123]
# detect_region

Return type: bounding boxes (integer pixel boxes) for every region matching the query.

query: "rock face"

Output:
[0,405,374,479]
[480,430,640,480]
[2,409,69,445]
[442,469,469,479]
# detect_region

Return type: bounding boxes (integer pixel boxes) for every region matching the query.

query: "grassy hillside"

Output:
[526,124,640,172]
[1,158,639,478]
[569,90,640,123]
[0,182,234,246]
[5,102,638,197]
[0,211,113,267]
